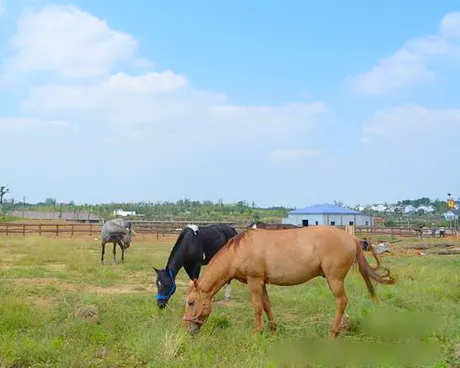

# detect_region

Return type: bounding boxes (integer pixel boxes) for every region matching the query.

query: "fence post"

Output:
[6,224,8,236]
[39,224,42,236]
[23,224,26,236]
[71,224,74,237]
[90,225,93,236]
[56,225,59,236]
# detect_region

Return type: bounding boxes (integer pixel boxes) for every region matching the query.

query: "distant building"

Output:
[113,209,136,217]
[10,210,100,223]
[416,205,435,213]
[404,205,417,214]
[370,204,387,212]
[442,211,458,221]
[281,203,373,227]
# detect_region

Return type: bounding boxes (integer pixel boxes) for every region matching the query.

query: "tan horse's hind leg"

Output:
[262,285,276,333]
[247,277,265,333]
[326,278,348,339]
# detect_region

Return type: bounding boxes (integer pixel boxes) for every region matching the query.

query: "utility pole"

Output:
[447,193,455,236]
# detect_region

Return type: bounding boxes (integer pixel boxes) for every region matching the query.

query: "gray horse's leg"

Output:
[101,241,106,264]
[112,242,117,264]
[118,240,125,262]
[224,281,232,301]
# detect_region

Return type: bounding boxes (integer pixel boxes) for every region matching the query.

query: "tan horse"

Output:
[183,225,395,338]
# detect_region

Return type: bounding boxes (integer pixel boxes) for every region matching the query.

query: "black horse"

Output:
[153,223,238,309]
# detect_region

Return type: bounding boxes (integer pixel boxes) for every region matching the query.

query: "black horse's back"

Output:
[154,222,237,308]
[217,223,238,238]
[203,223,238,241]
[248,221,299,229]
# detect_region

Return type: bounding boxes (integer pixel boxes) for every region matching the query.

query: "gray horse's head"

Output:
[123,222,133,249]
[122,232,132,249]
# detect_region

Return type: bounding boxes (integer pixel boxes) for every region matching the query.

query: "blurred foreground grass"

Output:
[0,235,460,367]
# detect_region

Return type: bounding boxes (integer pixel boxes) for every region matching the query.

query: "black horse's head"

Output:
[153,267,176,309]
[153,226,200,308]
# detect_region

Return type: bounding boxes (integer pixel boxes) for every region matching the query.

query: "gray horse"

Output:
[101,218,133,264]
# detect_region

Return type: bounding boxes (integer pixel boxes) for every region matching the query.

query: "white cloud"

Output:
[0,117,78,156]
[0,3,325,164]
[346,11,460,95]
[21,72,326,153]
[362,104,460,145]
[284,104,460,205]
[22,70,193,122]
[0,117,78,135]
[349,104,460,201]
[2,4,142,79]
[440,12,460,39]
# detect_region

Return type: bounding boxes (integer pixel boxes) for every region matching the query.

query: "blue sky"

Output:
[1,0,460,207]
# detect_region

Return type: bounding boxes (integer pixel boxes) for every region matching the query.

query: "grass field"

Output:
[1,235,460,367]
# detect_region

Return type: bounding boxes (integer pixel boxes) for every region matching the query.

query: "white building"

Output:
[403,205,417,214]
[416,205,435,213]
[370,204,387,212]
[282,203,373,227]
[442,211,458,221]
[113,209,136,217]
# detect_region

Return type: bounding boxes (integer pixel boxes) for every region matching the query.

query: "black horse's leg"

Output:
[112,242,117,264]
[183,263,194,280]
[191,263,201,279]
[184,262,201,281]
[101,241,106,264]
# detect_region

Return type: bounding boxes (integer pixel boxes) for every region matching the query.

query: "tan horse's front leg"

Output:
[262,285,276,333]
[247,277,264,333]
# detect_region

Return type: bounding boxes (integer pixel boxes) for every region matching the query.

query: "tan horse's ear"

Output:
[188,279,199,292]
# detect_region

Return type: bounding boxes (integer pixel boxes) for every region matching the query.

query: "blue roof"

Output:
[288,203,364,215]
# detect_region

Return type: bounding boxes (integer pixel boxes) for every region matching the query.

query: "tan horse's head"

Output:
[183,279,212,335]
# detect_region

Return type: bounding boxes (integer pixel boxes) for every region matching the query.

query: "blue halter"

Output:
[156,269,176,300]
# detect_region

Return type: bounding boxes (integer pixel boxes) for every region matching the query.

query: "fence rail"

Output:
[0,221,247,238]
[0,221,453,238]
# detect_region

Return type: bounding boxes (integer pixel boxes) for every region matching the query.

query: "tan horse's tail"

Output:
[354,238,395,302]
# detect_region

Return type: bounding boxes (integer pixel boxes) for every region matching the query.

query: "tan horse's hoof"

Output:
[252,329,264,337]
[341,314,351,330]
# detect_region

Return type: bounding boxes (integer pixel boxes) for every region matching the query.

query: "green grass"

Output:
[0,235,459,367]
[0,215,23,222]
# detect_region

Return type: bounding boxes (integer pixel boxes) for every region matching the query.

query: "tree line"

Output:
[0,184,456,224]
[1,195,291,222]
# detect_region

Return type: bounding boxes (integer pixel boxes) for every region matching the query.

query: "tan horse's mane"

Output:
[204,229,254,270]
[226,228,254,249]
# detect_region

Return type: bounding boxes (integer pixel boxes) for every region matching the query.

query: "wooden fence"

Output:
[0,220,246,238]
[0,221,453,238]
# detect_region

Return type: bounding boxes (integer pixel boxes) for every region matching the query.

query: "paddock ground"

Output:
[1,235,460,367]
